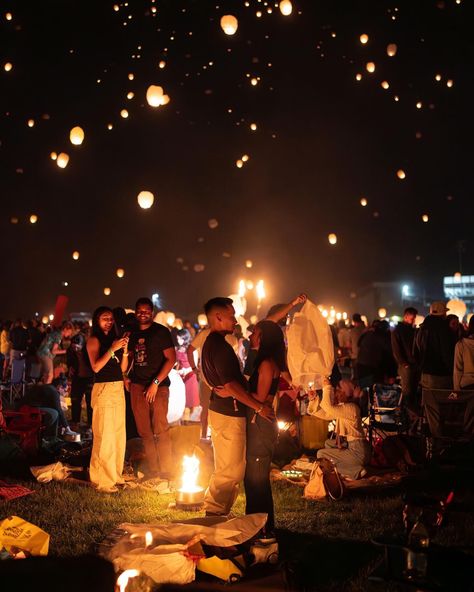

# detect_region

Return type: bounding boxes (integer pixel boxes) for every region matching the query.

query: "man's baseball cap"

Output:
[430,301,449,316]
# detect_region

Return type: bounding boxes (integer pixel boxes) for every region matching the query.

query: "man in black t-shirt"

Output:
[201,297,272,516]
[124,297,176,479]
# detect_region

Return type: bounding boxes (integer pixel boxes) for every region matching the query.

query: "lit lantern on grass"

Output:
[175,454,204,510]
[69,126,84,145]
[220,14,238,35]
[137,191,154,209]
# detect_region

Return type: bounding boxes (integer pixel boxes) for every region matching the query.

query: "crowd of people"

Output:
[1,296,473,539]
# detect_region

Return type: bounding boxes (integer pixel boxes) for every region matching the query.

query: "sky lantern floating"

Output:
[208,218,218,229]
[41,315,49,324]
[194,263,205,272]
[366,62,375,73]
[381,80,390,89]
[447,299,467,321]
[72,251,80,260]
[197,313,207,328]
[137,190,154,209]
[4,62,13,72]
[146,85,169,107]
[236,159,243,168]
[5,12,13,20]
[57,152,70,168]
[104,287,111,296]
[50,152,57,160]
[250,122,257,131]
[422,214,429,222]
[159,60,166,69]
[359,33,369,44]
[246,280,254,290]
[10,217,18,224]
[250,77,258,86]
[128,73,134,80]
[220,14,238,35]
[27,119,35,128]
[355,73,362,81]
[116,268,125,278]
[378,307,387,319]
[416,101,422,109]
[69,126,84,145]
[120,109,129,118]
[360,197,368,206]
[435,74,442,82]
[242,154,249,162]
[328,233,337,245]
[245,259,253,268]
[127,91,134,99]
[446,79,453,88]
[29,214,38,224]
[397,169,406,180]
[279,0,293,16]
[386,43,398,57]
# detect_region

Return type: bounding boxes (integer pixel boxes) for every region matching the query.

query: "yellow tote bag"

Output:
[0,515,50,556]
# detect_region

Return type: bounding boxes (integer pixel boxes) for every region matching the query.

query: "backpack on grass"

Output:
[304,458,345,501]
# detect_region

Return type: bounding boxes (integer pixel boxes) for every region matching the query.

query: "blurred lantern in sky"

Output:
[360,197,368,206]
[220,15,238,35]
[447,299,467,321]
[29,214,38,224]
[446,79,454,88]
[355,73,362,81]
[435,74,442,81]
[120,109,129,118]
[197,313,207,328]
[4,62,13,72]
[27,119,35,128]
[159,60,166,69]
[146,85,169,107]
[397,169,406,179]
[359,34,369,44]
[279,1,293,16]
[104,287,111,296]
[381,81,390,90]
[194,263,205,272]
[422,214,429,222]
[128,73,134,80]
[57,153,69,168]
[250,123,257,131]
[208,218,218,229]
[387,43,398,57]
[245,259,253,268]
[378,307,387,318]
[69,126,84,145]
[137,191,154,209]
[366,62,375,73]
[236,159,243,168]
[50,152,57,160]
[116,268,125,278]
[328,233,337,245]
[242,154,249,162]
[72,251,80,260]
[10,217,18,224]
[5,12,13,20]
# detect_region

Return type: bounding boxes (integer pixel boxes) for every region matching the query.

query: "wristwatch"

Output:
[152,378,160,386]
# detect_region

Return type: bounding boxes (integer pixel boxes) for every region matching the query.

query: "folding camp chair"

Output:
[368,383,407,445]
[422,389,474,460]
[2,405,45,456]
[8,358,26,404]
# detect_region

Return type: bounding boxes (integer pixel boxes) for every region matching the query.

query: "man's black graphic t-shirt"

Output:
[201,331,246,417]
[128,323,174,386]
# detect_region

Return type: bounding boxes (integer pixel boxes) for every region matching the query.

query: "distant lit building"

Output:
[353,281,423,321]
[443,275,474,310]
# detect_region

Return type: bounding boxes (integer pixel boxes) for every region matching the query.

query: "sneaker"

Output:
[60,426,80,442]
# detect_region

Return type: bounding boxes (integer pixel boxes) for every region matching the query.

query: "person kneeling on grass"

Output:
[308,378,370,480]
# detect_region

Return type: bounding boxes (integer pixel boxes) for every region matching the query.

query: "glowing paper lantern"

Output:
[120,109,129,118]
[246,280,254,290]
[416,101,422,109]
[447,299,467,321]
[128,73,134,80]
[166,312,175,326]
[116,268,125,278]
[397,169,406,180]
[435,74,442,82]
[50,152,57,160]
[126,91,134,99]
[56,153,69,169]
[6,12,13,20]
[378,308,387,319]
[10,217,18,224]
[72,251,80,260]
[228,294,247,317]
[386,43,398,57]
[381,81,390,90]
[208,218,218,229]
[242,154,249,162]
[250,77,258,86]
[197,313,207,327]
[250,123,257,131]
[366,62,375,73]
[104,287,111,296]
[360,198,368,206]
[194,263,205,272]
[355,73,362,81]
[446,79,453,88]
[422,214,429,223]
[146,85,166,107]
[328,233,337,245]
[279,0,293,16]
[236,159,243,168]
[220,15,238,35]
[4,62,13,72]
[137,190,154,209]
[159,60,166,69]
[245,259,253,268]
[27,119,35,128]
[69,126,84,146]
[359,34,369,44]
[29,214,38,224]
[166,369,186,423]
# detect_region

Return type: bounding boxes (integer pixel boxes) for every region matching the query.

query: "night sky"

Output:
[2,0,473,320]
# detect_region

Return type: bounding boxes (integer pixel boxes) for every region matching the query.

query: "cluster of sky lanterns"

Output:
[146,84,170,107]
[236,154,250,168]
[318,305,348,325]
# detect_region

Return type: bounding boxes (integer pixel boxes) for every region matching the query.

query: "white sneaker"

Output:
[61,426,80,442]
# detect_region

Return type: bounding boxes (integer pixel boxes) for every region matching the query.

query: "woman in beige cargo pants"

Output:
[86,306,129,493]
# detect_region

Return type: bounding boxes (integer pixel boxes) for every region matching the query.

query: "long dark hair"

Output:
[254,320,288,372]
[91,306,117,341]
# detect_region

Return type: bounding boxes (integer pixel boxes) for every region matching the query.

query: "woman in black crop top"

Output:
[245,320,288,538]
[86,306,129,493]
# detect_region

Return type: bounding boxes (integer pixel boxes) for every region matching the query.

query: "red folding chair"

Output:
[2,405,45,456]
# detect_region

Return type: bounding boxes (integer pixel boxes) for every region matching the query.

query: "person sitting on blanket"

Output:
[308,378,371,480]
